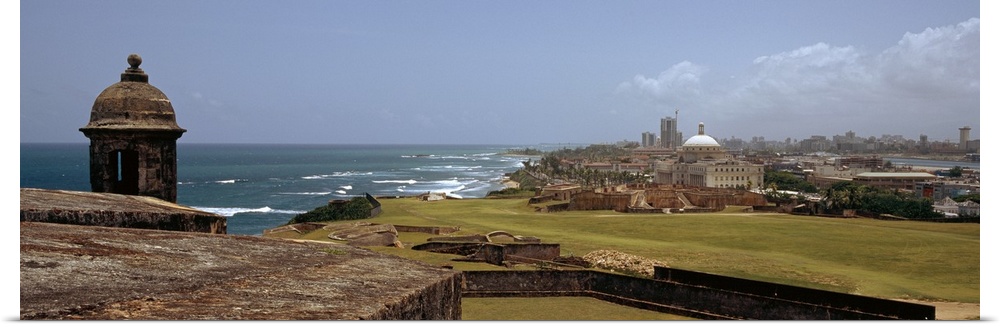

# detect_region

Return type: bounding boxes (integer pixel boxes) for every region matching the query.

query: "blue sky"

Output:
[19,0,982,145]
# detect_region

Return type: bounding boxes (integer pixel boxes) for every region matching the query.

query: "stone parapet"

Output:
[20,188,225,233]
[20,222,461,320]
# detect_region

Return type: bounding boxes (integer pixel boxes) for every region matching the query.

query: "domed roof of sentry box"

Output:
[81,54,186,132]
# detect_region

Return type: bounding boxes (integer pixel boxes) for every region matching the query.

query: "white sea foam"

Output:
[302,171,372,179]
[277,192,332,196]
[340,185,353,190]
[471,152,497,157]
[193,206,305,217]
[335,190,347,194]
[213,179,248,184]
[373,179,418,184]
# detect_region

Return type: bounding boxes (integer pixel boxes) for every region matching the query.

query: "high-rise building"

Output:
[959,126,971,150]
[641,131,657,147]
[660,117,677,149]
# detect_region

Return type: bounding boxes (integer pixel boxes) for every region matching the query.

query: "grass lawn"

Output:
[279,197,980,318]
[462,297,695,320]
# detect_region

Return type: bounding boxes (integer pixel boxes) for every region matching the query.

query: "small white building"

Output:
[958,200,980,217]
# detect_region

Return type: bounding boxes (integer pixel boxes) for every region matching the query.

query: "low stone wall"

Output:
[528,194,556,204]
[543,203,570,212]
[462,269,934,320]
[412,242,561,266]
[568,191,632,211]
[20,188,226,234]
[482,243,561,265]
[263,222,326,235]
[366,275,462,320]
[427,235,490,243]
[412,242,484,256]
[643,189,686,208]
[395,225,461,235]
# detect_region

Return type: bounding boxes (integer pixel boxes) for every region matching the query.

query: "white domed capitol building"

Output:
[655,122,764,189]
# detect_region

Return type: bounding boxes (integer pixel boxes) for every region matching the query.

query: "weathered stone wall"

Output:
[84,133,182,202]
[461,269,934,320]
[426,235,490,243]
[395,225,461,235]
[528,194,556,204]
[682,190,767,209]
[565,187,765,212]
[568,191,632,211]
[643,189,686,208]
[20,188,225,234]
[21,221,462,320]
[411,242,484,256]
[652,266,935,320]
[479,243,561,265]
[680,192,730,210]
[365,274,462,320]
[262,222,327,235]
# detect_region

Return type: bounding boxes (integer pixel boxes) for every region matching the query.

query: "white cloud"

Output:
[616,61,707,101]
[616,18,979,139]
[875,18,979,99]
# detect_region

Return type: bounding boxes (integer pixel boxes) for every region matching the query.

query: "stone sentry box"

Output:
[80,54,186,203]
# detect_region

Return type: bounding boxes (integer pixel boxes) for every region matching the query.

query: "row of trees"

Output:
[764,168,951,218]
[822,181,941,218]
[519,144,650,188]
[763,170,818,193]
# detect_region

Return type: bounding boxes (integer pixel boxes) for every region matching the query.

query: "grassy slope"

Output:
[292,197,980,303]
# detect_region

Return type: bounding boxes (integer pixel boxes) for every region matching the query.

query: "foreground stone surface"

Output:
[20,222,461,320]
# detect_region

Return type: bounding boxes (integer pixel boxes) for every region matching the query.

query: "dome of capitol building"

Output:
[682,122,720,147]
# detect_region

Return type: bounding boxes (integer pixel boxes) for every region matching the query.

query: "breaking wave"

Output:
[373,179,418,184]
[302,171,373,179]
[276,192,332,196]
[192,206,305,217]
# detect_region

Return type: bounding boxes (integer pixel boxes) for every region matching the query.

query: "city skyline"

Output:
[636,117,980,146]
[19,1,982,145]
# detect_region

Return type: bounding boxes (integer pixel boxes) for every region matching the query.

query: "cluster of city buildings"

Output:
[562,115,980,218]
[639,120,980,159]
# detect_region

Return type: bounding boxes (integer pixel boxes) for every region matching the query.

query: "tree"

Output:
[948,166,963,178]
[287,197,373,224]
[764,170,818,193]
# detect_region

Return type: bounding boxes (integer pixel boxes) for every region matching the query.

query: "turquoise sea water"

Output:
[21,143,554,235]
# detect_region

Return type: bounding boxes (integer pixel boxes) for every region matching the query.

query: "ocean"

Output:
[20,143,556,236]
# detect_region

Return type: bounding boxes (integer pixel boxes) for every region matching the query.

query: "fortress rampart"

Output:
[462,269,934,320]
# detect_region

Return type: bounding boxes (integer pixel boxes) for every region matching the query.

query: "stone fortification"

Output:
[462,269,934,320]
[568,191,632,211]
[20,188,226,234]
[565,186,766,212]
[20,222,462,320]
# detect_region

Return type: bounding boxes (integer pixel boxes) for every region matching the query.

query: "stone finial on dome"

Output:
[127,53,142,69]
[698,122,705,135]
[121,53,148,83]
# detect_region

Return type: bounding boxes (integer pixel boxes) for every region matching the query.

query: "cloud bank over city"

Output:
[616,18,979,143]
[18,1,981,145]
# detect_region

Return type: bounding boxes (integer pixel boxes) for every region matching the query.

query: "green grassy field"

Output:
[282,197,980,310]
